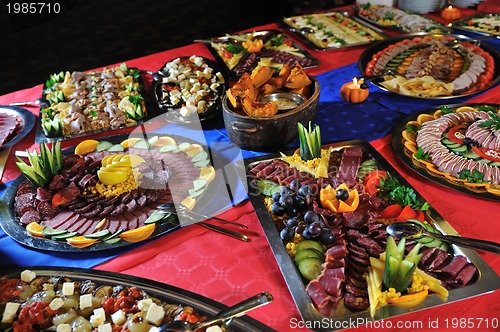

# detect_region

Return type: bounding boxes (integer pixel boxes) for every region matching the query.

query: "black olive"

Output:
[336,189,349,201]
[463,137,472,146]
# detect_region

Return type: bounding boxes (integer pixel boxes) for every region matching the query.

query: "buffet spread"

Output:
[1,4,500,332]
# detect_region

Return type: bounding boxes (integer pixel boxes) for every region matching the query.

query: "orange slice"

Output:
[26,222,45,237]
[401,130,416,144]
[417,114,435,125]
[151,136,177,146]
[66,236,98,248]
[119,224,156,242]
[387,289,428,308]
[120,137,143,149]
[75,140,100,156]
[455,106,477,113]
[182,144,204,157]
[200,166,216,182]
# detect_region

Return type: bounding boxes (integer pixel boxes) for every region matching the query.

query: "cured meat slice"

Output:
[20,210,41,225]
[55,213,81,231]
[337,146,363,182]
[41,210,75,229]
[435,255,468,279]
[343,292,369,311]
[306,280,335,309]
[318,275,343,297]
[454,263,477,286]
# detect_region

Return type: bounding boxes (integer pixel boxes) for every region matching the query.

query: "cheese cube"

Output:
[145,302,165,326]
[193,57,203,67]
[137,298,153,312]
[43,283,54,291]
[62,282,74,296]
[49,298,65,310]
[57,324,72,332]
[2,302,20,323]
[98,323,112,332]
[111,309,126,325]
[206,326,224,332]
[80,293,93,310]
[216,72,225,83]
[90,307,106,327]
[20,270,36,282]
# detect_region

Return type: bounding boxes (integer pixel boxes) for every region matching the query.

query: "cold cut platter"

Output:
[151,55,228,123]
[0,133,220,252]
[0,266,273,331]
[453,14,500,37]
[355,4,449,34]
[0,106,35,151]
[282,11,386,50]
[392,103,500,200]
[35,63,155,143]
[245,139,500,329]
[201,30,319,78]
[358,33,500,99]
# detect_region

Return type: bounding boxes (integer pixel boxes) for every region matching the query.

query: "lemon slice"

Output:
[26,222,44,237]
[75,140,100,156]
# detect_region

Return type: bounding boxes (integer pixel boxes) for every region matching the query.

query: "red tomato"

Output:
[415,209,426,222]
[396,205,417,221]
[380,204,403,219]
[51,193,73,208]
[363,170,388,184]
[222,50,233,59]
[472,146,500,162]
[447,124,466,144]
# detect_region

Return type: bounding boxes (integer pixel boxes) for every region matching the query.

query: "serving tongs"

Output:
[387,221,500,255]
[157,203,250,242]
[356,69,396,83]
[158,292,273,331]
[9,97,50,108]
[445,34,500,49]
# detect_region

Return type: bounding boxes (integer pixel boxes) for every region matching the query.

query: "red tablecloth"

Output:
[1,8,500,332]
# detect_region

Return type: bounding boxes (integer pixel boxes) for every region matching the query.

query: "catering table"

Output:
[1,6,500,332]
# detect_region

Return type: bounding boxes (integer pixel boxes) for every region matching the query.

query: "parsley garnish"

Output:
[270,35,285,47]
[226,43,244,54]
[129,94,144,105]
[441,105,453,114]
[478,110,500,130]
[406,124,420,133]
[414,147,429,161]
[317,23,325,30]
[378,173,430,211]
[477,105,497,113]
[90,111,97,117]
[383,13,394,20]
[457,169,485,183]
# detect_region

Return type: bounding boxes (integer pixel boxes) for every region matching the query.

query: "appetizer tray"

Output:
[358,33,500,99]
[35,64,157,143]
[151,55,228,123]
[0,266,274,332]
[201,30,319,78]
[392,103,500,201]
[355,5,449,34]
[0,133,224,252]
[283,11,386,50]
[245,140,500,329]
[0,106,35,151]
[453,14,500,37]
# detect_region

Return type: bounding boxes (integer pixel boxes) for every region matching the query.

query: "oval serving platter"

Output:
[152,56,228,124]
[0,133,224,252]
[358,33,500,100]
[0,266,274,332]
[0,106,36,151]
[392,103,500,201]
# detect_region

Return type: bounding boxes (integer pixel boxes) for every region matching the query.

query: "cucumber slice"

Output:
[148,136,159,145]
[444,142,461,149]
[188,187,205,198]
[178,142,191,151]
[296,240,325,254]
[96,141,113,152]
[194,159,211,167]
[294,248,324,265]
[193,178,208,191]
[438,242,449,252]
[42,227,68,237]
[51,231,79,241]
[464,149,480,160]
[192,151,209,163]
[145,211,169,224]
[490,161,500,167]
[297,257,323,281]
[442,132,449,139]
[441,138,457,146]
[256,179,281,197]
[450,145,467,154]
[133,139,150,150]
[107,144,125,152]
[478,158,491,165]
[103,229,124,240]
[424,237,443,248]
[85,229,111,239]
[104,237,122,245]
[159,144,179,153]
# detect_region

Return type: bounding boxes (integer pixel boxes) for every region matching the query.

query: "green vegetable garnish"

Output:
[478,110,500,130]
[378,173,430,211]
[298,122,321,161]
[440,105,453,115]
[457,169,485,183]
[226,43,244,54]
[414,147,429,161]
[383,237,423,292]
[406,124,420,133]
[16,141,63,188]
[270,34,285,47]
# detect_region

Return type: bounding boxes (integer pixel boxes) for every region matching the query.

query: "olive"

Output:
[271,192,281,203]
[298,185,312,198]
[271,202,286,216]
[286,217,300,228]
[280,227,295,242]
[294,195,308,210]
[336,188,349,201]
[303,210,320,225]
[463,137,472,146]
[279,194,294,208]
[280,186,292,196]
[286,206,298,217]
[289,179,301,192]
[320,228,335,245]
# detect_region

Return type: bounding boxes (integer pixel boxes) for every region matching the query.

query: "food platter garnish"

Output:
[2,134,217,251]
[393,103,500,200]
[244,125,500,324]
